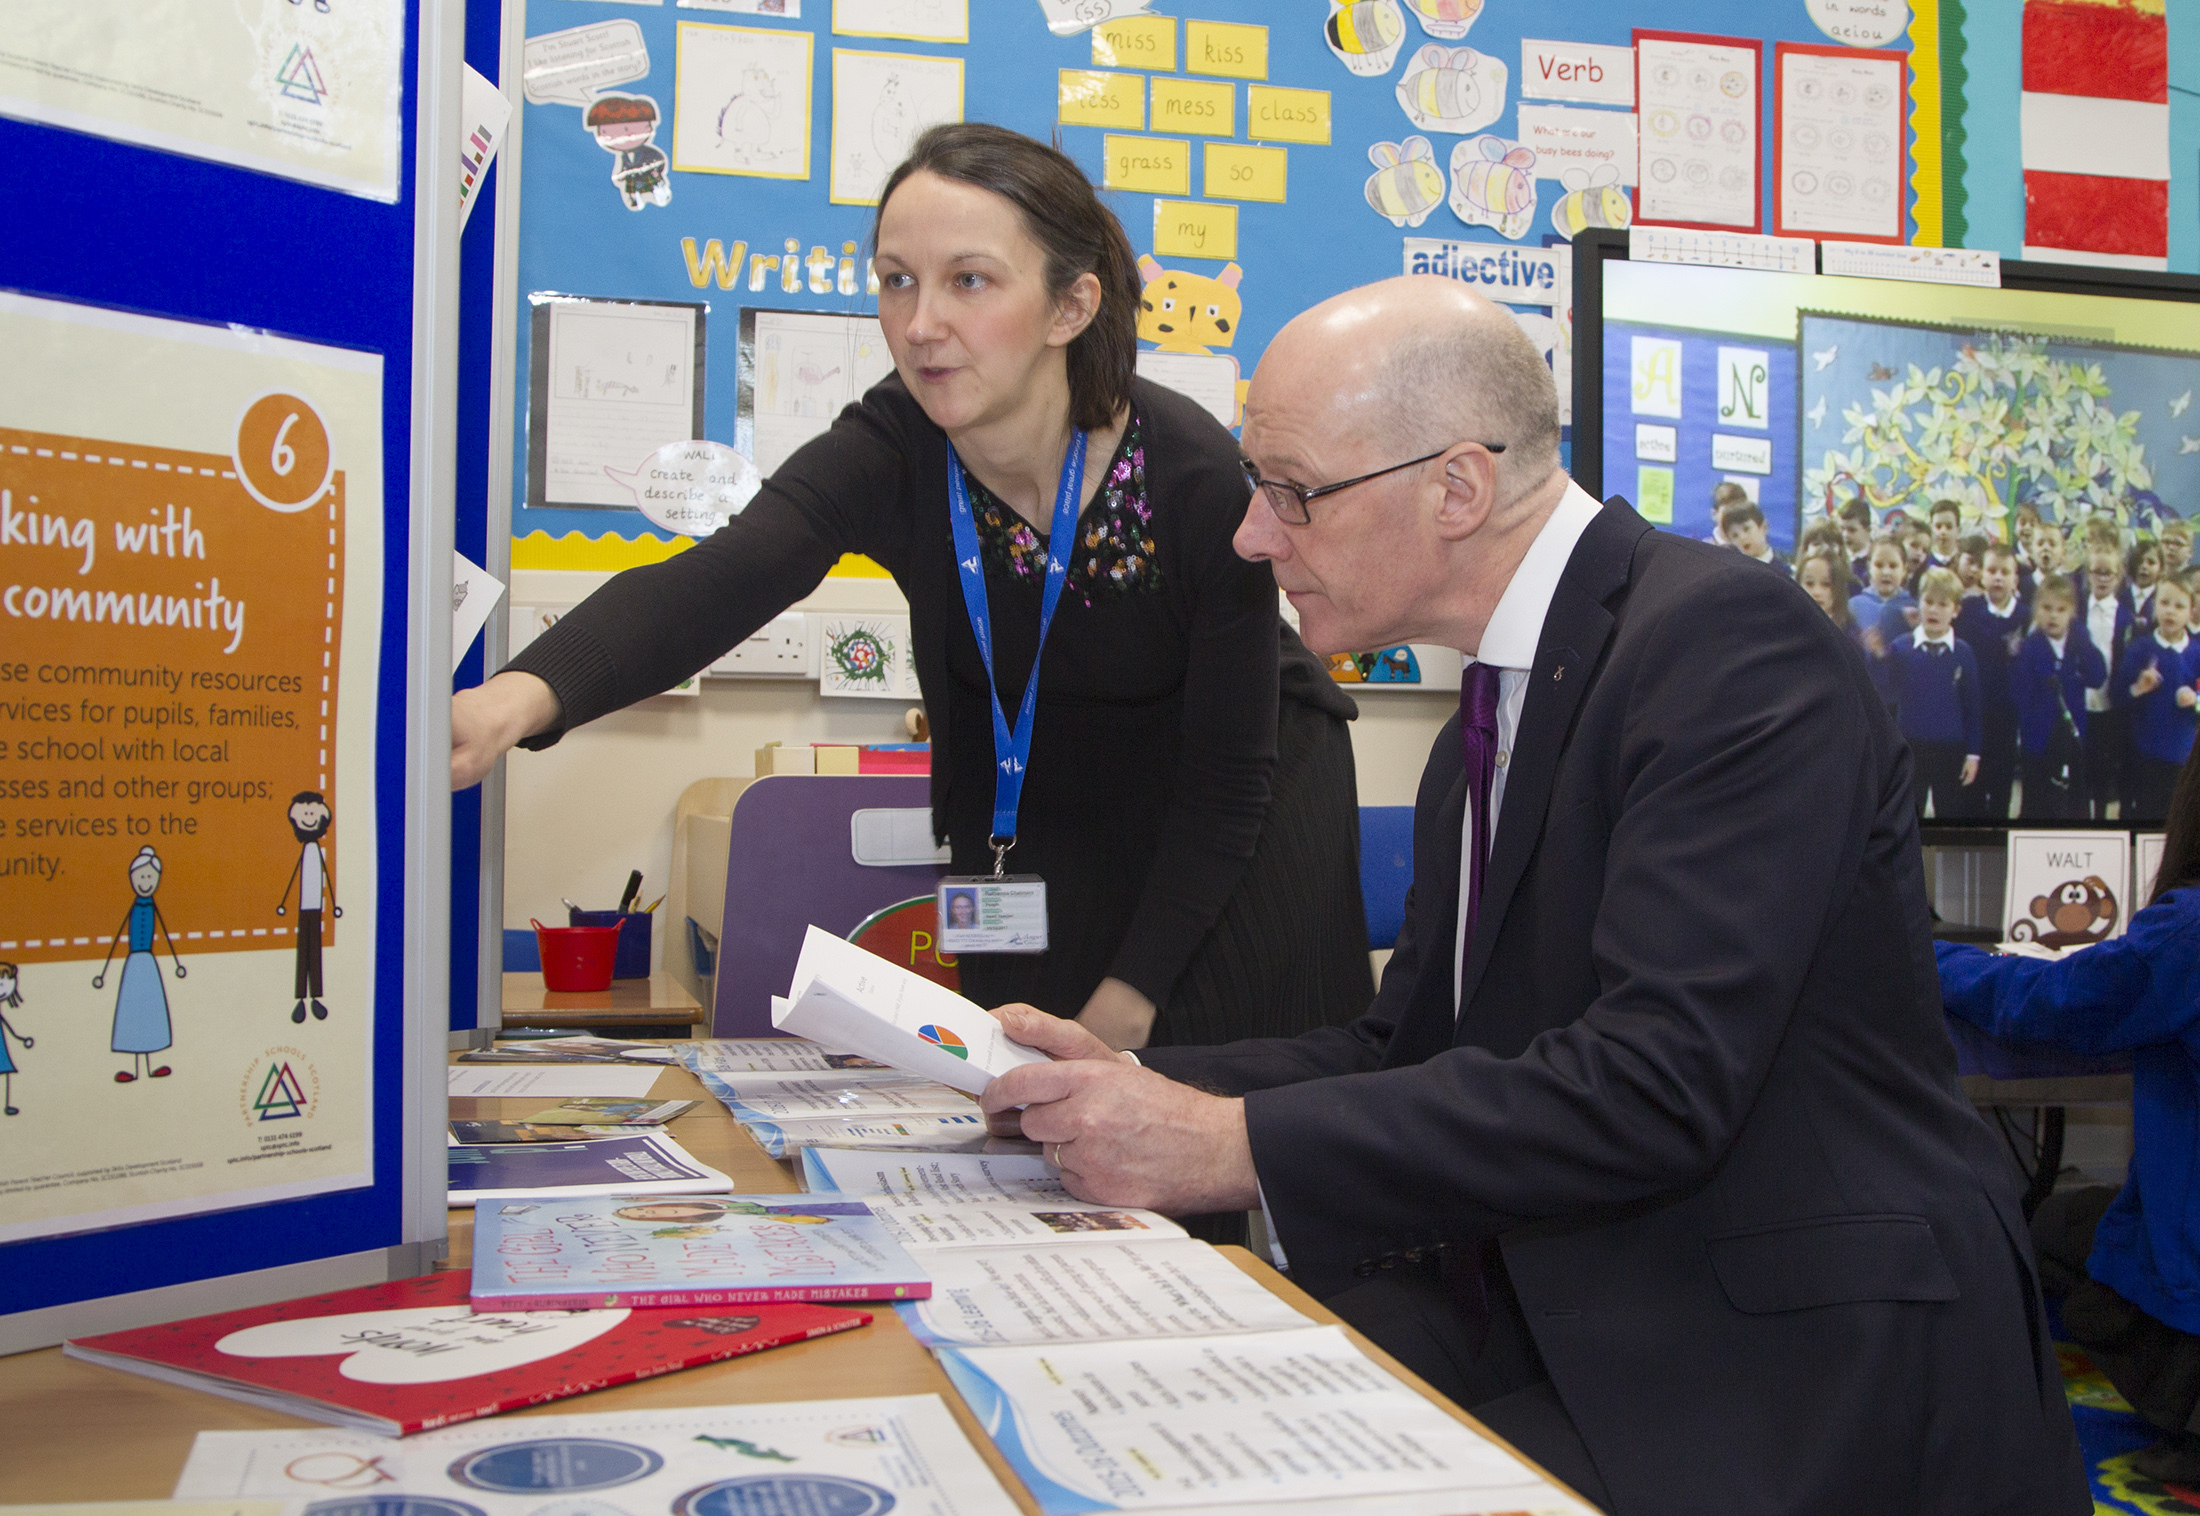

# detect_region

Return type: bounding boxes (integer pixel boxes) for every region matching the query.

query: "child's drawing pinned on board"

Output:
[1449,134,1538,241]
[1325,0,1407,78]
[1365,137,1444,228]
[1394,45,1504,134]
[1136,256,1243,355]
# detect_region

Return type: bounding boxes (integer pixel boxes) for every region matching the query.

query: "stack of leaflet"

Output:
[803,1149,1590,1515]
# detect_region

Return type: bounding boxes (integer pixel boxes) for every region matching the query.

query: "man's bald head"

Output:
[1254,276,1561,502]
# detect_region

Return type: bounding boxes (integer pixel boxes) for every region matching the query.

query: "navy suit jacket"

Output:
[1143,499,2086,1515]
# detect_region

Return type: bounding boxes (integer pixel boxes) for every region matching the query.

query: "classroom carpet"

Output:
[2055,1299,2200,1514]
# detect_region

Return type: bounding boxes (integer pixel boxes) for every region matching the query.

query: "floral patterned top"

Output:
[962,411,1161,606]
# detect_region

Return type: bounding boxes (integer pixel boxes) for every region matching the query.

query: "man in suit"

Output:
[980,278,2087,1514]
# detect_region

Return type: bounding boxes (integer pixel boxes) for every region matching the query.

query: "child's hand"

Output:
[1904,606,1921,628]
[1863,627,1886,657]
[2180,685,2198,710]
[1961,757,1980,786]
[2134,666,2164,697]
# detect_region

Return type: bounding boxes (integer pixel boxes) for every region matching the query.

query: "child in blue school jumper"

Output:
[2119,574,2200,819]
[1956,541,2030,821]
[2012,573,2108,820]
[1870,568,1981,817]
[1937,739,2200,1482]
[1849,532,1918,646]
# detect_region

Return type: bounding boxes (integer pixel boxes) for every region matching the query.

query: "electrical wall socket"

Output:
[710,611,814,678]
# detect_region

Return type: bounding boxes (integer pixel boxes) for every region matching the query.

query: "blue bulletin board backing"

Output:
[506,0,1980,570]
[0,7,445,1327]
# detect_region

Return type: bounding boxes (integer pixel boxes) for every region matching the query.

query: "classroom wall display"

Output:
[0,293,386,1246]
[2004,830,2131,946]
[501,0,2000,574]
[0,0,405,202]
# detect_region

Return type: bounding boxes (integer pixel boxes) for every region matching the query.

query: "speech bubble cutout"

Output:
[217,1304,628,1384]
[603,440,761,537]
[523,20,651,107]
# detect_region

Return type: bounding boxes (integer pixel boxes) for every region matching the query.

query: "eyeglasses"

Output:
[1240,443,1506,526]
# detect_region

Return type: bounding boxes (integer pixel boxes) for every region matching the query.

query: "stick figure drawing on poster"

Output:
[91,846,186,1085]
[274,790,340,1025]
[0,963,30,1116]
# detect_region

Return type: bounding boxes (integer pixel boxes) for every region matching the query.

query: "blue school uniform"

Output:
[2118,632,2200,765]
[1880,630,1982,751]
[1956,595,2028,725]
[2011,628,2108,754]
[1938,891,2200,1335]
[1850,586,1917,644]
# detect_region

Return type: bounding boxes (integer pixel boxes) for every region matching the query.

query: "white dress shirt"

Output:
[1454,480,1604,1016]
[2086,593,2120,710]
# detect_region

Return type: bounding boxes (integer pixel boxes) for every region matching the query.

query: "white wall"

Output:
[494,570,1454,957]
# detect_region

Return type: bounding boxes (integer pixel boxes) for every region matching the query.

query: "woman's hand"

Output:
[1076,976,1156,1051]
[451,672,562,790]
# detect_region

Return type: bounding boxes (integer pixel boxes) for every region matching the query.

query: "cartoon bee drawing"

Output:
[1394,45,1505,135]
[1550,165,1633,240]
[1325,0,1407,78]
[1448,135,1539,241]
[1365,137,1445,228]
[1405,0,1483,40]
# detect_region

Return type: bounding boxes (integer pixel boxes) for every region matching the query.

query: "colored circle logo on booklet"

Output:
[674,1476,898,1516]
[305,1500,488,1516]
[916,1025,969,1059]
[447,1438,664,1492]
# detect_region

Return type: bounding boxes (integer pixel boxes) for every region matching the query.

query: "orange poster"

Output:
[0,292,383,1245]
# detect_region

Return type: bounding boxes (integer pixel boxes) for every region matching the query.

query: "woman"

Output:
[91,845,186,1084]
[1937,739,2200,1481]
[453,124,1371,1053]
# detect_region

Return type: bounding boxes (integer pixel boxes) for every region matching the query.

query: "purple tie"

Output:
[1460,661,1502,959]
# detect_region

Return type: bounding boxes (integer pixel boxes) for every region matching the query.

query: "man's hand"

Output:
[1960,756,1979,786]
[1076,976,1156,1050]
[982,1003,1259,1215]
[451,672,561,791]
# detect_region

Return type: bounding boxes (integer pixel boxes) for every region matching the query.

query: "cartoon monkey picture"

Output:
[2009,876,2120,948]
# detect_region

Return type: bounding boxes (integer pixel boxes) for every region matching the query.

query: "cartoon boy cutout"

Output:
[0,962,30,1115]
[584,95,671,211]
[274,790,340,1024]
[93,846,186,1084]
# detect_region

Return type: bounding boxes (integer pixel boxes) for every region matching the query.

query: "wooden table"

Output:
[500,971,705,1032]
[0,1057,1582,1511]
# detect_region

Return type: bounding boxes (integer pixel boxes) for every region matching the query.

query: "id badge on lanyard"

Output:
[936,431,1086,955]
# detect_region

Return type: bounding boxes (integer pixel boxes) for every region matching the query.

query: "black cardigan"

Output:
[507,374,1352,1006]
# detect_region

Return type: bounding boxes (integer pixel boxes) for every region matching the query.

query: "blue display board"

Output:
[0,4,451,1339]
[503,0,1971,570]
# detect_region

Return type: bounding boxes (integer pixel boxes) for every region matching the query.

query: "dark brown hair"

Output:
[875,123,1138,432]
[2152,739,2200,905]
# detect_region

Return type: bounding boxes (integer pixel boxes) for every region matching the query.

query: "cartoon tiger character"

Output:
[1135,256,1243,355]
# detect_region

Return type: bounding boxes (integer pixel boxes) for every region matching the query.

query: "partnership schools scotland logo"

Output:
[239,1045,320,1125]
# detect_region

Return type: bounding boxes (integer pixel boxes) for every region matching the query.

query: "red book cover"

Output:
[62,1271,869,1436]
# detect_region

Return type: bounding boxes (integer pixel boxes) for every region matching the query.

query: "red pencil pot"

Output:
[532,918,621,992]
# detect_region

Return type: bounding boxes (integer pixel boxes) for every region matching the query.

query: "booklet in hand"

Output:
[772,926,1049,1096]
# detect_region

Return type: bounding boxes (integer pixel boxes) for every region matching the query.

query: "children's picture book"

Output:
[523,1096,699,1125]
[2002,830,2132,949]
[174,1395,1023,1514]
[63,1271,869,1436]
[470,1192,933,1310]
[447,1132,731,1207]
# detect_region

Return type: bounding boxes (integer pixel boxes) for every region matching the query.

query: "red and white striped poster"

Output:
[2020,0,2169,270]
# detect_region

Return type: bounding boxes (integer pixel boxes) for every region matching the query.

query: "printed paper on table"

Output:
[0,292,382,1246]
[174,1396,1023,1514]
[0,0,403,201]
[831,50,965,205]
[1635,31,1761,231]
[1775,44,1906,243]
[2003,831,2132,950]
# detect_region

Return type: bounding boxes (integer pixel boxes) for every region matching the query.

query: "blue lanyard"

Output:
[945,430,1088,866]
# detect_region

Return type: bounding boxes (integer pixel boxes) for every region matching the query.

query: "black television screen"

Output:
[1572,232,2200,828]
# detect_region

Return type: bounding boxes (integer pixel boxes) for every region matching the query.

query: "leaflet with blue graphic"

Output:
[696,1069,977,1120]
[734,1109,996,1159]
[940,1327,1577,1513]
[771,926,1048,1096]
[174,1395,1022,1514]
[470,1191,931,1310]
[446,1131,729,1207]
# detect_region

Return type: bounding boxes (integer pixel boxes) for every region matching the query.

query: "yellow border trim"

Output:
[671,23,816,181]
[828,48,966,206]
[829,0,970,44]
[511,531,890,579]
[1906,0,1944,247]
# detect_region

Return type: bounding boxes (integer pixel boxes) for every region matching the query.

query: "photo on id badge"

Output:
[936,878,1048,954]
